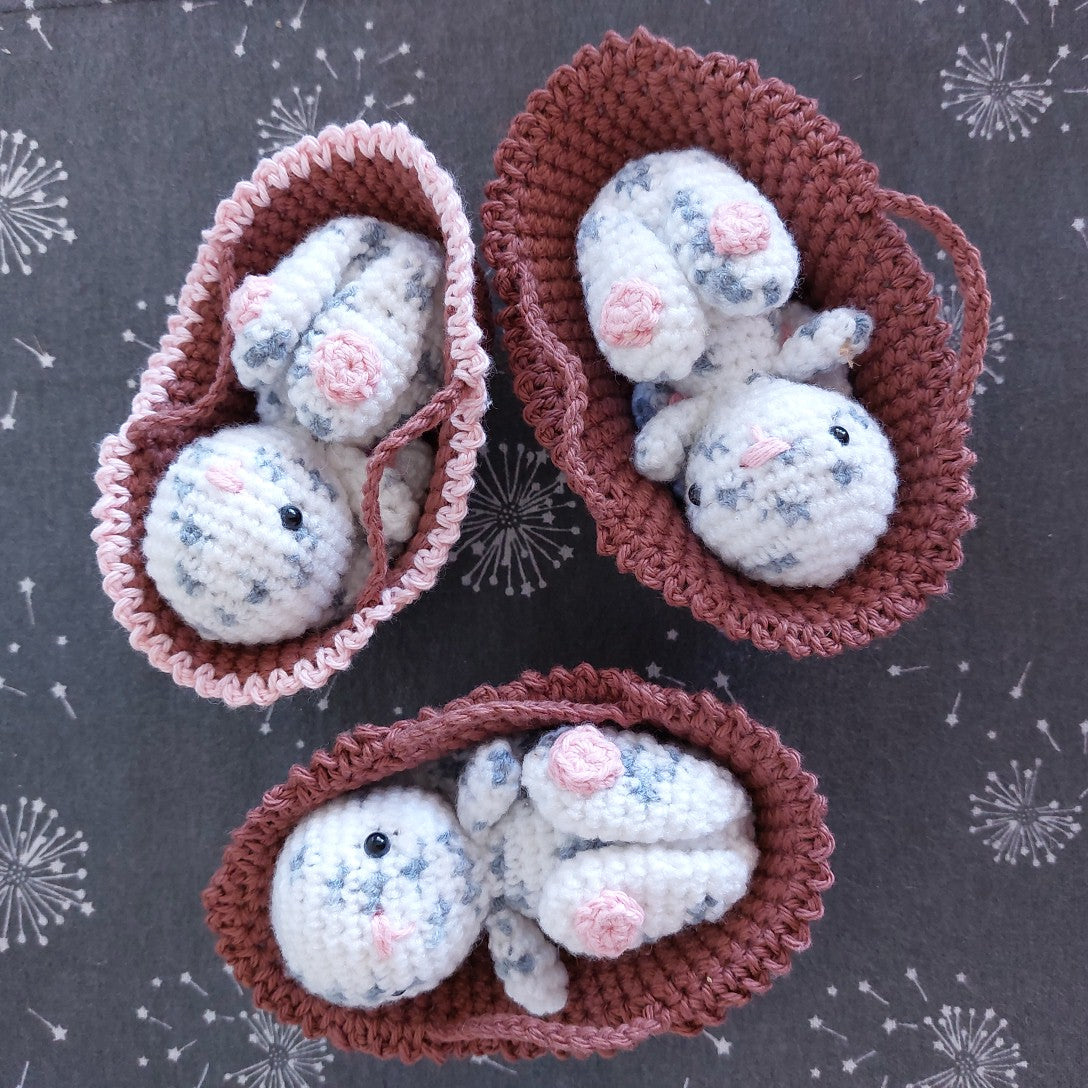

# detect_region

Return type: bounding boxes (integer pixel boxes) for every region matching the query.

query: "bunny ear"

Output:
[522,726,750,843]
[229,217,374,393]
[455,738,522,836]
[577,210,707,383]
[283,226,444,445]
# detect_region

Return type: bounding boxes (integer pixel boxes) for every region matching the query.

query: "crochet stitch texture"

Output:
[92,121,490,705]
[204,666,833,1061]
[482,28,990,656]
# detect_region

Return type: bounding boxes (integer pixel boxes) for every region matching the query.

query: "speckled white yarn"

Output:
[143,422,431,644]
[681,377,897,587]
[577,149,899,588]
[229,216,444,447]
[270,724,757,1016]
[577,148,800,383]
[271,788,490,1009]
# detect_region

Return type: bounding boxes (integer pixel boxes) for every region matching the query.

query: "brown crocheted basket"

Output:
[92,122,490,706]
[482,29,990,657]
[204,665,832,1061]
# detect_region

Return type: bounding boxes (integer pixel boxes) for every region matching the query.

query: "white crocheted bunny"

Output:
[227,216,445,447]
[143,422,432,644]
[577,149,898,587]
[270,723,757,1016]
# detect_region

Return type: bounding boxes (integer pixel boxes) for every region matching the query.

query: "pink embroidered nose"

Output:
[739,425,791,468]
[709,201,771,256]
[574,890,645,957]
[548,725,623,796]
[226,275,272,329]
[205,460,245,494]
[310,330,384,405]
[599,278,663,348]
[371,912,416,960]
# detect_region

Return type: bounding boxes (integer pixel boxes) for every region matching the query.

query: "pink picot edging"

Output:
[91,121,490,707]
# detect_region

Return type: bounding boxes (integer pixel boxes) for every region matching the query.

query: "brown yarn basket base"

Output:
[482,28,990,658]
[204,666,833,1061]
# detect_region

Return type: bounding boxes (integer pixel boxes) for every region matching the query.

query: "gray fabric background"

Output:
[2,1,1086,1085]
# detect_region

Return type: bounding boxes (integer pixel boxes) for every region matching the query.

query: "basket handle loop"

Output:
[353,381,461,610]
[873,188,990,403]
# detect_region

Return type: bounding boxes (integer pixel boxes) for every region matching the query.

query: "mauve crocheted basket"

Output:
[482,29,990,657]
[203,665,833,1061]
[92,121,490,706]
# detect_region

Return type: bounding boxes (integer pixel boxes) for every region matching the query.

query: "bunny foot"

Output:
[573,889,645,957]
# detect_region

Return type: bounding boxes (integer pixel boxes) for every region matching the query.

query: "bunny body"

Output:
[228,216,445,447]
[577,150,897,587]
[271,724,757,1015]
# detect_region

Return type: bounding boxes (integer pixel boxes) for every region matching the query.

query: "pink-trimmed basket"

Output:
[482,29,991,658]
[204,666,833,1061]
[92,122,490,706]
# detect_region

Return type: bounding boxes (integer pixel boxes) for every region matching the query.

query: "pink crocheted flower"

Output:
[709,201,771,256]
[310,330,384,405]
[574,890,645,957]
[226,276,272,329]
[599,279,663,348]
[547,725,623,795]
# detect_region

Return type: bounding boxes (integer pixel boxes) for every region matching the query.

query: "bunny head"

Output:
[143,422,366,644]
[270,787,489,1009]
[228,217,445,447]
[684,378,897,587]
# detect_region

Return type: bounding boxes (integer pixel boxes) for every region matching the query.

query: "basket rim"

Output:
[481,28,986,658]
[91,120,490,707]
[203,666,834,1061]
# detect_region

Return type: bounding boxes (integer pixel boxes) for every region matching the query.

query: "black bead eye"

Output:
[364,832,390,858]
[830,425,850,446]
[687,483,702,506]
[279,504,303,530]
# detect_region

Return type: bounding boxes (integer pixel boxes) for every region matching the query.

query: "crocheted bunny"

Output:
[577,149,897,587]
[227,216,445,447]
[143,422,432,644]
[271,723,757,1015]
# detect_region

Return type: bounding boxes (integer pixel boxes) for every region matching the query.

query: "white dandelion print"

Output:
[909,1005,1028,1088]
[803,967,1027,1087]
[452,442,582,597]
[970,757,1082,865]
[1075,217,1088,249]
[0,129,75,275]
[932,273,1012,395]
[224,1010,333,1088]
[941,32,1053,140]
[257,85,323,156]
[0,797,93,952]
[135,966,334,1086]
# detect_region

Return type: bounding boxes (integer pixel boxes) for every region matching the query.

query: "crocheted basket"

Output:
[203,665,833,1061]
[482,29,990,657]
[92,122,490,706]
